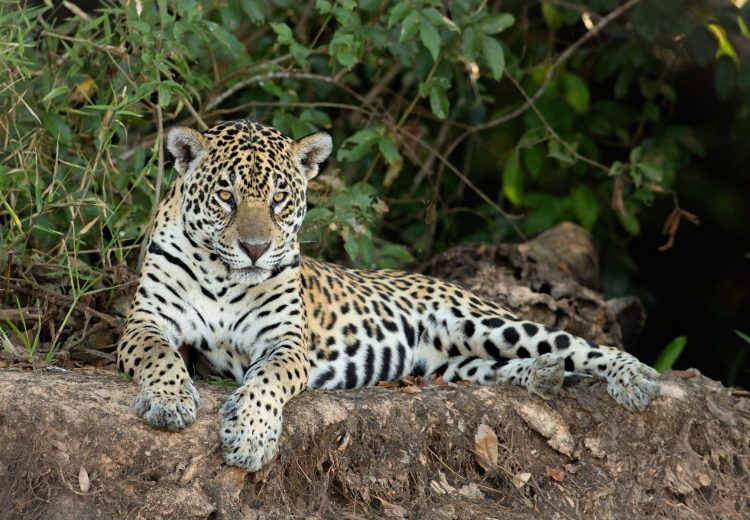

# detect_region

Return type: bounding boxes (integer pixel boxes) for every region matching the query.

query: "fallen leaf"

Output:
[69,78,96,104]
[545,465,565,482]
[429,471,456,495]
[78,466,90,493]
[663,369,697,379]
[563,463,579,474]
[512,472,531,489]
[698,474,711,486]
[458,483,485,499]
[377,497,407,518]
[512,401,575,457]
[431,375,448,387]
[377,380,401,388]
[474,423,498,471]
[399,385,422,394]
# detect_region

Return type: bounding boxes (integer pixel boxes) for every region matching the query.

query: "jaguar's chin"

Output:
[231,265,273,285]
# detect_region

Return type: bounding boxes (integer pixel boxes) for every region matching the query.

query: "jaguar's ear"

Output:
[294,131,332,180]
[167,126,207,176]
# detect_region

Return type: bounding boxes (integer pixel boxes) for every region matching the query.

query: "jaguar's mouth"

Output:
[234,266,270,274]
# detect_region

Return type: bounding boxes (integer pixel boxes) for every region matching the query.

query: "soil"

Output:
[1,368,748,519]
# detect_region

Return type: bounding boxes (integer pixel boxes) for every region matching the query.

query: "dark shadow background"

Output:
[612,67,750,388]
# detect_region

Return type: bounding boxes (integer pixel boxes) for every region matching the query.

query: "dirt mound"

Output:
[0,368,748,519]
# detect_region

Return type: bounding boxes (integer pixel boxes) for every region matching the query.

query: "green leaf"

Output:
[332,7,361,30]
[736,330,750,344]
[428,84,449,119]
[202,21,241,51]
[478,13,515,35]
[344,233,359,260]
[637,162,663,182]
[423,7,459,33]
[40,113,73,146]
[382,154,403,189]
[400,10,420,42]
[632,188,655,206]
[158,85,172,108]
[547,139,576,166]
[337,128,380,161]
[481,35,505,80]
[303,207,333,226]
[570,185,599,230]
[541,2,563,30]
[387,2,411,26]
[707,23,739,66]
[617,208,641,235]
[290,42,310,66]
[462,27,481,63]
[378,135,399,165]
[329,31,361,67]
[523,147,544,178]
[356,234,375,266]
[420,20,441,62]
[241,0,268,23]
[379,244,413,262]
[502,150,523,206]
[270,22,293,44]
[315,0,333,15]
[347,182,377,208]
[739,16,750,41]
[653,336,687,373]
[562,73,590,114]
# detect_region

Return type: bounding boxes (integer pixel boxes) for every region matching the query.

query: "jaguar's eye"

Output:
[272,192,287,204]
[216,190,234,203]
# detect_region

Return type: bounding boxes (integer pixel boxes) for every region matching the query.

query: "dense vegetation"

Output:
[0,0,748,383]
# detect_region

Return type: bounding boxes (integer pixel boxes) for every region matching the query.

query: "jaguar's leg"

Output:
[420,353,565,399]
[117,320,200,431]
[219,341,310,471]
[458,316,661,411]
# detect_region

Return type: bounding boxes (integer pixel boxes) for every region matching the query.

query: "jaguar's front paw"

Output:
[133,381,201,431]
[219,386,282,472]
[527,353,565,400]
[607,361,661,411]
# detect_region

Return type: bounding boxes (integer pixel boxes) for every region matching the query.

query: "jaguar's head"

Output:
[166,120,331,284]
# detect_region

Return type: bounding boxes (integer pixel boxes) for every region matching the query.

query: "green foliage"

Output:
[653,336,687,373]
[205,376,240,388]
[0,0,748,360]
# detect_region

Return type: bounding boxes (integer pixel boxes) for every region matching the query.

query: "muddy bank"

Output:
[1,368,748,519]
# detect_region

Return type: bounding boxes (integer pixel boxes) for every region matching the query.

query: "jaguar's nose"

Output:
[238,241,271,263]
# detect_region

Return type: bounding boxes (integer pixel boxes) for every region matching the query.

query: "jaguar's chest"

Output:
[179,283,303,376]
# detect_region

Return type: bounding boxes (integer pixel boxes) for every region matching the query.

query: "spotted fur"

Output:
[117,120,661,472]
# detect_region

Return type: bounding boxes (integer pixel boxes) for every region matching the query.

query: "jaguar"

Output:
[117,119,661,471]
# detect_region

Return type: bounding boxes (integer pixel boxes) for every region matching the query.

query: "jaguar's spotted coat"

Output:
[117,120,661,471]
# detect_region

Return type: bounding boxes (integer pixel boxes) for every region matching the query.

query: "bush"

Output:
[0,0,748,360]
